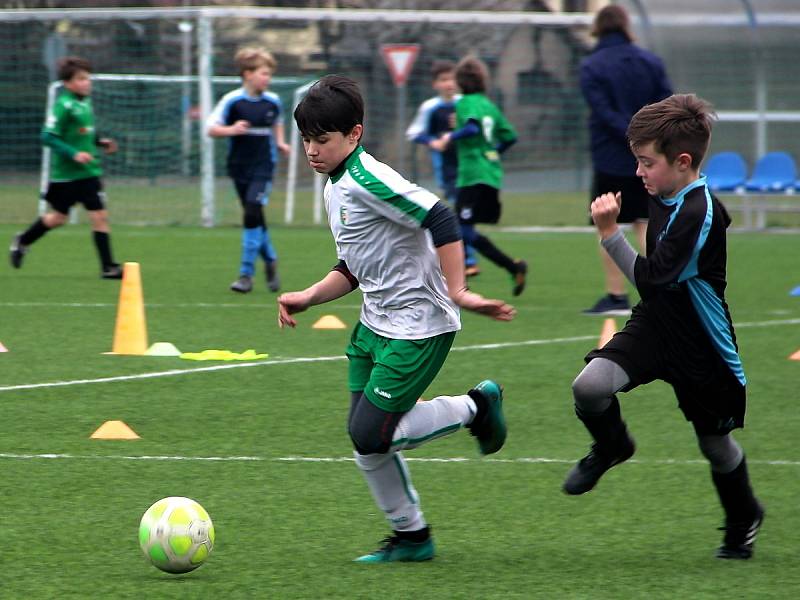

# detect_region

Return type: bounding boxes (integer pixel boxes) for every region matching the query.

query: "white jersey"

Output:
[326,146,461,340]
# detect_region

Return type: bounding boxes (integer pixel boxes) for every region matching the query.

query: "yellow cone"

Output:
[598,318,617,348]
[90,420,140,440]
[312,315,346,329]
[111,262,148,355]
[789,348,800,361]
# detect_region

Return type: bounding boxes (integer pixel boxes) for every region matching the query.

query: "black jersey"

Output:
[632,176,745,385]
[208,87,283,180]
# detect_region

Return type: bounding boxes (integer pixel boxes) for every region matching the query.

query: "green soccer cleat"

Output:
[353,535,435,563]
[467,380,507,455]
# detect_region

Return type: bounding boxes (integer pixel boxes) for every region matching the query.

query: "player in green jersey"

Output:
[431,56,527,296]
[10,56,122,279]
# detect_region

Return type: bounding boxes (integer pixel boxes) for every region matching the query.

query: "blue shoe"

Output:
[582,294,631,316]
[467,380,507,455]
[354,535,435,563]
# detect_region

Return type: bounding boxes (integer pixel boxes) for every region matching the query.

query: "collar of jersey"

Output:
[63,89,86,101]
[329,145,364,183]
[659,176,706,206]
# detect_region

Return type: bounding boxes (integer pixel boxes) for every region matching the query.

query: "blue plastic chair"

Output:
[745,152,797,192]
[704,152,748,192]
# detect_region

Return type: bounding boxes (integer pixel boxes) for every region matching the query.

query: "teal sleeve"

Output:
[41,131,78,159]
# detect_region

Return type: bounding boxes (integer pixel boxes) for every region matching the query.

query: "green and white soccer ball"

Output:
[139,496,215,574]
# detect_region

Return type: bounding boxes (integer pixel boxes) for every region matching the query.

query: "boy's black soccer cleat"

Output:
[511,260,528,296]
[716,505,765,560]
[101,263,123,279]
[563,434,635,495]
[9,234,27,269]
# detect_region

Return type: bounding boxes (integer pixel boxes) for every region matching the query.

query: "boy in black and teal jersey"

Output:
[10,56,122,279]
[564,94,764,560]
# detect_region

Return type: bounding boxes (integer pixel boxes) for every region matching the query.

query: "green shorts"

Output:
[346,322,456,412]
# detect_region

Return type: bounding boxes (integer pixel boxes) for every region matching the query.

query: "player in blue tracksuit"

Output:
[406,60,478,276]
[207,48,290,293]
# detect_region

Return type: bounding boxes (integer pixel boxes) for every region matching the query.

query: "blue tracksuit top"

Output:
[580,32,673,177]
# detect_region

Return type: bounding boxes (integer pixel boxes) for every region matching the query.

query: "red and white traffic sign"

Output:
[380,44,420,87]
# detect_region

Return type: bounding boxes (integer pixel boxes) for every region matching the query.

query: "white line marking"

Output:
[0,453,797,466]
[1,318,798,394]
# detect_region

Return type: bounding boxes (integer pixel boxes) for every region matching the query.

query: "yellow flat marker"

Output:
[90,420,140,440]
[312,315,347,330]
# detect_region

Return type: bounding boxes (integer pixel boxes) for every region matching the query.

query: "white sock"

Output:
[392,394,477,451]
[353,394,476,532]
[355,451,425,532]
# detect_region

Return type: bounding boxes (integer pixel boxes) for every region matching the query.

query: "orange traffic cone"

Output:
[789,348,800,361]
[598,318,617,348]
[111,262,148,355]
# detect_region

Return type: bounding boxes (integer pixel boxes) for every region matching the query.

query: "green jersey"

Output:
[44,89,102,182]
[454,93,516,189]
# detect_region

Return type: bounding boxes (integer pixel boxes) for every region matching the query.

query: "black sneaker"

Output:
[716,505,765,560]
[563,435,635,495]
[511,260,527,296]
[266,261,280,293]
[582,294,631,316]
[9,234,27,269]
[101,263,123,279]
[230,275,253,293]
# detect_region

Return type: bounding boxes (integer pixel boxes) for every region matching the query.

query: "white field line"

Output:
[0,453,798,466]
[0,334,596,393]
[1,317,799,394]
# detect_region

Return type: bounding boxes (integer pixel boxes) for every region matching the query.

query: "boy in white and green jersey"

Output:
[10,56,121,279]
[279,75,515,563]
[433,56,527,296]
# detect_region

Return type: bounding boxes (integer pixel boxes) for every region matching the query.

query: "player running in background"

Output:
[207,47,290,294]
[563,94,764,560]
[10,56,122,278]
[431,55,527,296]
[280,75,514,563]
[405,59,479,277]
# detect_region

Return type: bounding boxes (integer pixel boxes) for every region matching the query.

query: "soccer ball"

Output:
[139,496,215,574]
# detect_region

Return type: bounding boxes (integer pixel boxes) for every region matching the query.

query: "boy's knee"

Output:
[348,420,391,456]
[44,212,68,227]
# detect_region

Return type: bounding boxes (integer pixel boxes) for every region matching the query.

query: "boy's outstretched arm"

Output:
[277,267,356,328]
[437,241,515,321]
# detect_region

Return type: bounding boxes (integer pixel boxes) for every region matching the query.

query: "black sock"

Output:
[20,218,50,246]
[471,233,517,273]
[711,456,760,524]
[93,231,115,267]
[394,526,430,543]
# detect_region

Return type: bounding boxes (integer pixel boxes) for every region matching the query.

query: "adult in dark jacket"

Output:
[581,5,673,315]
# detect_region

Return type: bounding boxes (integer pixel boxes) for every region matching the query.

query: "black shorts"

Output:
[456,184,501,224]
[590,171,650,224]
[586,307,746,435]
[46,177,105,215]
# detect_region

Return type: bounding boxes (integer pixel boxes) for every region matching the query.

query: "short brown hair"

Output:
[591,5,634,42]
[627,94,716,167]
[57,56,92,81]
[455,56,489,94]
[430,60,455,80]
[234,47,276,76]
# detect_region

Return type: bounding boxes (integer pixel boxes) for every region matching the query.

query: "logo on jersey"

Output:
[339,206,349,225]
[373,387,392,399]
